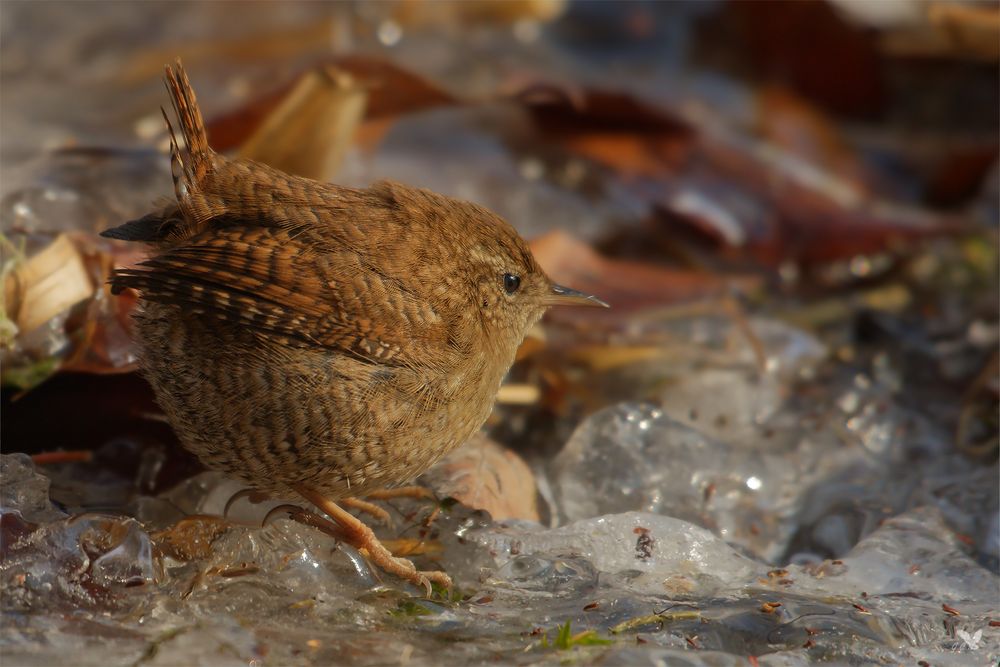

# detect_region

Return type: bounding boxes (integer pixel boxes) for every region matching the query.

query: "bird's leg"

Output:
[340,486,436,525]
[340,497,391,524]
[365,486,437,502]
[294,484,452,595]
[362,485,443,528]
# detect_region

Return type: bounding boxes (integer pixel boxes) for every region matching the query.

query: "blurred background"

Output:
[3,0,996,447]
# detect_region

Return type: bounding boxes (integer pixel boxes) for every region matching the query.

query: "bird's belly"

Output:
[134,304,492,498]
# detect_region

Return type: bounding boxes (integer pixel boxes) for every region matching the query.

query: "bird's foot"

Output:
[341,485,438,527]
[365,485,437,502]
[341,497,392,525]
[294,484,451,595]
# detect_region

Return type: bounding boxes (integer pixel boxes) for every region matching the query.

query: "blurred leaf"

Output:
[530,230,760,325]
[238,66,367,181]
[754,86,873,198]
[422,433,539,522]
[517,82,695,178]
[207,57,458,154]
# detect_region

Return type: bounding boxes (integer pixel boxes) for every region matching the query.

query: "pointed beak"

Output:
[542,284,609,308]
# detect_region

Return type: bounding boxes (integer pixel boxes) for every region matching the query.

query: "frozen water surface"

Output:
[2,436,997,665]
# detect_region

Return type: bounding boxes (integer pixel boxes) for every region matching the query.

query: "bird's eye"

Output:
[503,273,521,295]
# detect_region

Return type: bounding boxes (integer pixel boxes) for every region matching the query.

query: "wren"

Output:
[102,62,606,591]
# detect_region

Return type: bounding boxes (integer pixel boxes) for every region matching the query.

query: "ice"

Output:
[1,512,156,613]
[0,149,170,239]
[3,334,995,667]
[549,347,999,572]
[474,512,760,598]
[790,506,998,601]
[2,453,998,665]
[1,453,66,523]
[550,404,814,561]
[131,621,262,667]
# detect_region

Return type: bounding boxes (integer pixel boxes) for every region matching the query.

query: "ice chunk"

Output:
[0,453,65,523]
[550,404,808,561]
[1,513,155,612]
[791,506,999,601]
[473,512,760,597]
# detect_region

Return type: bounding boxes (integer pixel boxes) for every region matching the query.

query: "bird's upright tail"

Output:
[162,60,215,216]
[100,60,221,247]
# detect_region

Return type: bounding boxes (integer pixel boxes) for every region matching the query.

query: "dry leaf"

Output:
[238,66,367,181]
[4,234,92,336]
[207,57,458,155]
[519,83,694,179]
[530,230,761,325]
[423,433,539,522]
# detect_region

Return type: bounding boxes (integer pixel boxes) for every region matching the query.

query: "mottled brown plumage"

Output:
[103,62,605,591]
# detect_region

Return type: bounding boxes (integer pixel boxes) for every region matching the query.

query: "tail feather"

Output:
[101,61,221,248]
[161,59,218,227]
[164,61,211,167]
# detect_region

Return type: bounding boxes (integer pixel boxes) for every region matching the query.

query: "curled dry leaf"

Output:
[679,137,971,268]
[3,234,93,337]
[237,66,367,182]
[2,232,140,390]
[206,57,458,155]
[422,432,539,522]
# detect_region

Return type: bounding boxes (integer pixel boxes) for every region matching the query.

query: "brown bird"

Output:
[102,62,606,592]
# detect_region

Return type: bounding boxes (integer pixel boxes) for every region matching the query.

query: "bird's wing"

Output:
[110,224,443,366]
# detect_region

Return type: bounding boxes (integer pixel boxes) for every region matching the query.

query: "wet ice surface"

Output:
[3,345,998,667]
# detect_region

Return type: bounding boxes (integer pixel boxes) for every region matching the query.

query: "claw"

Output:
[262,503,308,527]
[223,488,273,518]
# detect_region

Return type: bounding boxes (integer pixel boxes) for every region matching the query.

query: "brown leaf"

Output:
[206,57,458,155]
[530,230,760,324]
[422,433,539,522]
[4,234,93,336]
[754,86,872,198]
[518,83,694,179]
[237,66,367,181]
[152,516,232,562]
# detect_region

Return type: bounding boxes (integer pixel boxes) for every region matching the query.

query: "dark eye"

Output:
[503,273,521,295]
